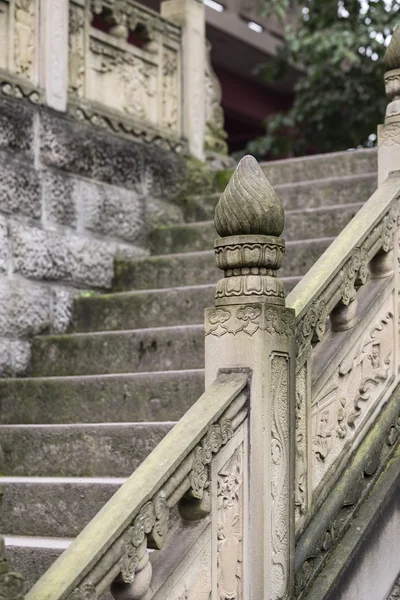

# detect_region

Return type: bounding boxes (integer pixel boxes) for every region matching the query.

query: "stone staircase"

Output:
[0,148,377,591]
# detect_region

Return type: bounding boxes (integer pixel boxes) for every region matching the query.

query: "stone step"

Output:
[0,477,123,538]
[150,203,363,255]
[5,536,69,593]
[261,148,377,185]
[71,278,300,333]
[185,173,376,222]
[113,238,333,292]
[29,325,205,377]
[0,422,173,477]
[0,369,204,424]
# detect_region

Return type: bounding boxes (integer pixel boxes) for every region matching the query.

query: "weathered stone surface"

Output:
[71,286,215,332]
[150,203,363,255]
[1,479,122,538]
[0,337,30,377]
[80,178,147,244]
[261,148,377,185]
[0,157,40,219]
[146,197,184,228]
[11,223,114,287]
[42,169,77,227]
[185,174,377,222]
[52,287,75,334]
[6,543,63,594]
[113,239,331,291]
[29,325,205,377]
[38,110,186,200]
[0,423,173,476]
[0,97,34,157]
[0,279,50,337]
[0,216,9,274]
[0,370,204,424]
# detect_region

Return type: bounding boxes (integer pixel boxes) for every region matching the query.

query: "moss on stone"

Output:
[215,168,234,192]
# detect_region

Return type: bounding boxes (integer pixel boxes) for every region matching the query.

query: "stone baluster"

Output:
[204,155,295,600]
[161,0,205,160]
[378,24,400,183]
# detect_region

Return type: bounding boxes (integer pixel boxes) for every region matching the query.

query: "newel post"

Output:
[379,24,400,183]
[161,0,205,160]
[205,156,295,599]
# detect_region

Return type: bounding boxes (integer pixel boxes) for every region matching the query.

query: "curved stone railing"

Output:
[26,372,249,600]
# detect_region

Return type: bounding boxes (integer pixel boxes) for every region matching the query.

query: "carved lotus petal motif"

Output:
[214,155,284,237]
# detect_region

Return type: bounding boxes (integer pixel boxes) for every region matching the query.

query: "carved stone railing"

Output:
[0,0,228,158]
[69,0,184,152]
[26,372,250,600]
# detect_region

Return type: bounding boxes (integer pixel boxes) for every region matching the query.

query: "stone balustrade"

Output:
[0,0,227,159]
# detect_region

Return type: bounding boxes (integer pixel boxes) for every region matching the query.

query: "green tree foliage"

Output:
[243,0,400,159]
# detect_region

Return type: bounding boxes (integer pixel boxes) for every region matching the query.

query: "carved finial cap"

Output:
[384,24,400,71]
[214,155,285,238]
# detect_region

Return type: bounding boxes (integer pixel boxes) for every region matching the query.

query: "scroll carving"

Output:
[270,355,290,599]
[68,583,97,600]
[295,365,307,519]
[217,447,243,599]
[205,305,294,338]
[190,421,234,499]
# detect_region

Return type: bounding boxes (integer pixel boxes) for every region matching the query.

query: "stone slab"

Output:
[0,279,50,337]
[0,478,122,538]
[38,110,186,200]
[11,223,114,288]
[0,156,41,219]
[0,422,173,477]
[261,148,377,185]
[112,239,332,291]
[0,370,204,424]
[29,325,205,377]
[185,174,376,222]
[0,337,30,378]
[0,215,9,274]
[0,97,34,158]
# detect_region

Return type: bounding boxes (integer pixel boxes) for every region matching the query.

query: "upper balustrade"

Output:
[0,0,227,158]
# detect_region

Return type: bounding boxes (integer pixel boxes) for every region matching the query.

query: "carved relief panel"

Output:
[161,45,180,133]
[87,36,158,123]
[312,291,396,491]
[212,424,246,600]
[162,536,212,600]
[0,1,9,71]
[13,0,37,82]
[295,361,310,526]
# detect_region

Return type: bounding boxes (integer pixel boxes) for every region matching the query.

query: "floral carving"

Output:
[382,204,400,252]
[205,306,294,338]
[190,421,234,499]
[68,583,97,600]
[217,448,243,599]
[265,307,295,337]
[121,491,169,583]
[313,409,332,461]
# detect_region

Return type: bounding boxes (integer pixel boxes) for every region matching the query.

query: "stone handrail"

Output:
[287,172,400,357]
[26,372,249,600]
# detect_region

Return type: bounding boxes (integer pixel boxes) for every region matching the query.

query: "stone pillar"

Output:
[161,0,205,160]
[205,156,295,600]
[39,0,69,112]
[378,25,400,184]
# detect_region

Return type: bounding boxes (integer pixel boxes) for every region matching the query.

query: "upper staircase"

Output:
[0,148,378,589]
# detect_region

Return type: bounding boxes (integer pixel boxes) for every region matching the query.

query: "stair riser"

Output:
[113,240,332,292]
[0,424,172,477]
[71,277,299,332]
[0,371,204,424]
[186,174,376,221]
[6,545,63,594]
[262,150,376,185]
[1,481,121,538]
[29,326,204,377]
[150,204,362,255]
